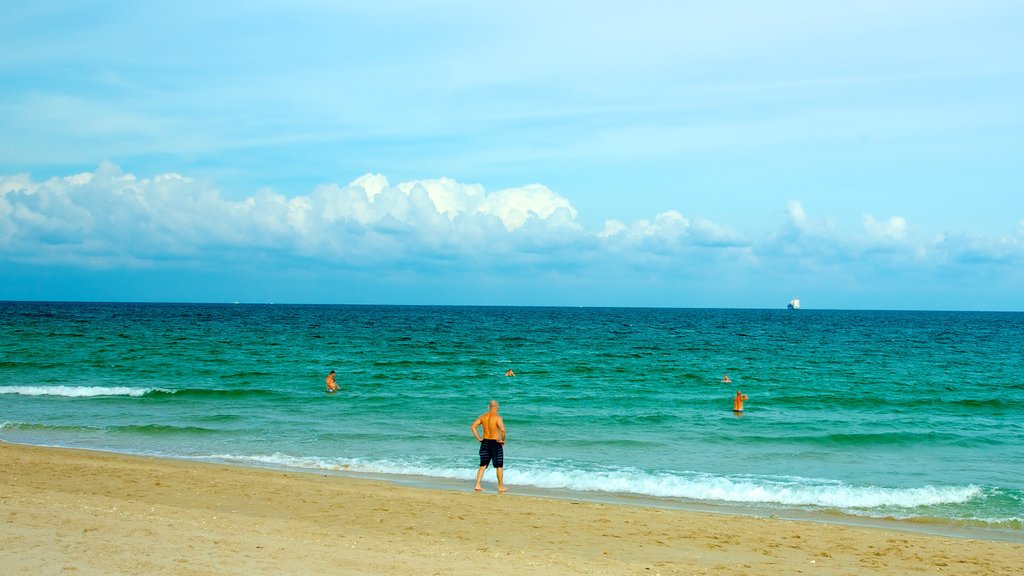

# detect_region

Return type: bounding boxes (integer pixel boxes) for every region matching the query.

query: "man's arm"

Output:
[497,416,506,444]
[470,416,483,441]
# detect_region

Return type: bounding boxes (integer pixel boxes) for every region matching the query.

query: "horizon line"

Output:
[2,299,1021,314]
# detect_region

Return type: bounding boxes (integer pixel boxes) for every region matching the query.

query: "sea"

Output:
[2,302,1022,540]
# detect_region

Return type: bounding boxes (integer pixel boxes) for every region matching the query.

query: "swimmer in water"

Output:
[722,374,732,383]
[326,370,339,393]
[505,369,516,377]
[733,390,748,413]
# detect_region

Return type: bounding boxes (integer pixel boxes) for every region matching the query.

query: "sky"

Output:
[1,1,1022,310]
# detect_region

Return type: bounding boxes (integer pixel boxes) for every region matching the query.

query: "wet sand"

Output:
[1,442,1020,575]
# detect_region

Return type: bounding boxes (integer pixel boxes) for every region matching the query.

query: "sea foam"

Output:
[0,386,165,397]
[202,451,982,512]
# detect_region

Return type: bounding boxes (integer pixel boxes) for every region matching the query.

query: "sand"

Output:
[1,442,1020,575]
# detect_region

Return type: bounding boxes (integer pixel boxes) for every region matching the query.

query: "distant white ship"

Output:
[788,297,801,310]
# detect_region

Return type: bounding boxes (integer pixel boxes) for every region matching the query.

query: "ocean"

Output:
[2,302,1021,539]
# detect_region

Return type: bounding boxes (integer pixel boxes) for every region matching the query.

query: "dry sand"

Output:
[1,442,1020,575]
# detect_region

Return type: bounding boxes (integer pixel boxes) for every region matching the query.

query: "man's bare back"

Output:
[474,411,505,442]
[471,400,507,492]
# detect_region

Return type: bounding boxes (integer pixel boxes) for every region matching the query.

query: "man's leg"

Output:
[474,465,487,491]
[496,467,506,492]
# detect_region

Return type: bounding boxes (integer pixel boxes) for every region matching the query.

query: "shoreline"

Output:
[362,472,1022,543]
[4,439,1020,544]
[2,442,1021,575]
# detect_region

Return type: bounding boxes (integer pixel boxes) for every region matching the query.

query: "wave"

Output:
[770,393,1011,414]
[0,421,217,435]
[0,386,286,399]
[767,394,902,411]
[515,468,983,511]
[201,452,986,513]
[145,388,285,400]
[219,371,275,379]
[0,421,100,433]
[753,431,974,448]
[0,386,167,397]
[947,398,1006,410]
[109,424,219,435]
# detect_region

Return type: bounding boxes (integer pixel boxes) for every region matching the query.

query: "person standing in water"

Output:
[733,390,748,413]
[325,370,339,393]
[471,400,507,492]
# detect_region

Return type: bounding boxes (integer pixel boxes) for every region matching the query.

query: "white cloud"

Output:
[1,165,1021,286]
[598,220,627,239]
[350,174,389,200]
[932,231,1024,265]
[785,200,808,231]
[862,214,907,242]
[478,184,578,232]
[761,202,997,275]
[0,165,585,268]
[688,218,747,247]
[611,211,691,254]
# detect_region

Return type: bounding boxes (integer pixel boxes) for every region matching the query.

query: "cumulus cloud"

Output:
[599,210,689,251]
[1,165,1022,290]
[598,211,746,251]
[758,200,843,267]
[931,231,1024,264]
[786,200,808,231]
[0,164,589,270]
[755,200,1021,280]
[862,214,908,242]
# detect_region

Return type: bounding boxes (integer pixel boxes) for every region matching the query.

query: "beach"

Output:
[2,442,1020,575]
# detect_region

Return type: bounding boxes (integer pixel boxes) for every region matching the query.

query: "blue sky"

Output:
[1,1,1022,309]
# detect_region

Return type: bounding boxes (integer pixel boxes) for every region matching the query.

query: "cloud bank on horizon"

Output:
[2,164,1021,309]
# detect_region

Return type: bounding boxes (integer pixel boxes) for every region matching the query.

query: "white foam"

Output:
[509,467,982,509]
[199,452,982,511]
[0,386,164,397]
[205,452,471,480]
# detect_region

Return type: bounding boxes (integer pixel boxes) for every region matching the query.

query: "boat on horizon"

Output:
[788,297,801,310]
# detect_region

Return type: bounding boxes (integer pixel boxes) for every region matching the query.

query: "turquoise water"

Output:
[2,302,1022,537]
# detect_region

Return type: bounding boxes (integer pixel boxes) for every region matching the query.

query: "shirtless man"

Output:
[325,370,339,393]
[733,390,748,413]
[470,400,507,492]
